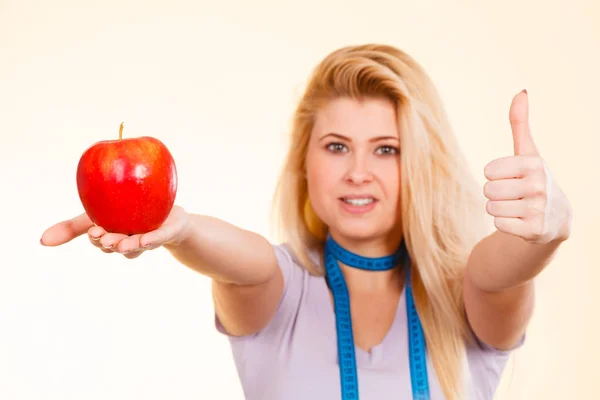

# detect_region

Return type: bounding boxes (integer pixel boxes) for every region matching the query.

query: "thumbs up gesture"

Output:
[483,90,572,244]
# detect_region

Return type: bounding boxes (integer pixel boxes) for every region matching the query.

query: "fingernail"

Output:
[39,238,44,246]
[522,89,528,94]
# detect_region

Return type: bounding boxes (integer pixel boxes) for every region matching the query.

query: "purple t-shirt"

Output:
[215,243,523,399]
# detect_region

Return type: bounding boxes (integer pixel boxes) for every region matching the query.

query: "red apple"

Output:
[76,123,178,235]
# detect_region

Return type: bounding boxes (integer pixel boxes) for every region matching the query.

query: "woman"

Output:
[40,44,572,399]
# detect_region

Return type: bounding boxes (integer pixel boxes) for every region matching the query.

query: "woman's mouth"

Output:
[339,196,378,214]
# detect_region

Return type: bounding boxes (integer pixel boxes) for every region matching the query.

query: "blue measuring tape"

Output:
[324,235,430,399]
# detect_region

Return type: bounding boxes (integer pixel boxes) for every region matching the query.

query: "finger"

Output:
[486,200,527,218]
[116,234,143,254]
[494,217,544,242]
[90,238,116,253]
[484,155,542,180]
[510,89,539,157]
[88,233,105,249]
[123,250,144,259]
[88,227,118,253]
[483,179,528,200]
[88,226,106,240]
[87,226,107,248]
[494,217,528,237]
[41,213,94,246]
[99,232,129,250]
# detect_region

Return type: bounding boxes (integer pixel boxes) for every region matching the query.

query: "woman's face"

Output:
[305,96,403,251]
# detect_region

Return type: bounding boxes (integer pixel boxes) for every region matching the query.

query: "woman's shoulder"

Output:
[271,241,325,284]
[464,326,525,377]
[463,333,524,398]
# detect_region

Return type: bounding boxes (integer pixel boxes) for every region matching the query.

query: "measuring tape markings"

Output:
[324,235,430,399]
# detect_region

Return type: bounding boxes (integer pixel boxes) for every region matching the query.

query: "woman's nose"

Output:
[344,154,373,185]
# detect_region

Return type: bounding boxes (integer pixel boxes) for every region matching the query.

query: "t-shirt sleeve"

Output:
[465,320,526,398]
[213,242,307,341]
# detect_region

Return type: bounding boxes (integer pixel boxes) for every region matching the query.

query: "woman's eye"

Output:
[327,143,348,153]
[375,145,398,155]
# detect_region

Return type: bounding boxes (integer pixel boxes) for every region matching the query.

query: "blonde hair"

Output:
[271,43,485,400]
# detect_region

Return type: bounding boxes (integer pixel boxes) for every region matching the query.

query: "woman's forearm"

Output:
[466,229,565,292]
[463,228,569,349]
[164,214,279,286]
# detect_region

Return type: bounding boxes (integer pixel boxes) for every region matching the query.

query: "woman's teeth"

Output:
[342,198,374,206]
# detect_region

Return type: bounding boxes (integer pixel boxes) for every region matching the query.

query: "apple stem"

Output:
[119,122,124,140]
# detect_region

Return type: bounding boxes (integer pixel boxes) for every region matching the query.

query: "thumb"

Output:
[509,89,539,156]
[40,213,94,246]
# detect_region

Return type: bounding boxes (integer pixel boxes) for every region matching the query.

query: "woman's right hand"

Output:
[40,205,191,259]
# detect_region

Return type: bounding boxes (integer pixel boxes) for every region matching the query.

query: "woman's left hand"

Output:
[483,90,573,245]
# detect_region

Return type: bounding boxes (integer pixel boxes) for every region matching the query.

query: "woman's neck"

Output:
[328,231,405,293]
[338,263,404,294]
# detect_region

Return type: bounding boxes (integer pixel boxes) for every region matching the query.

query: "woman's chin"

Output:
[331,221,389,242]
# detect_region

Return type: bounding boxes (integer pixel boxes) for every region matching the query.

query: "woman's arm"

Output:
[463,90,572,350]
[164,214,278,285]
[163,214,284,337]
[463,231,567,350]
